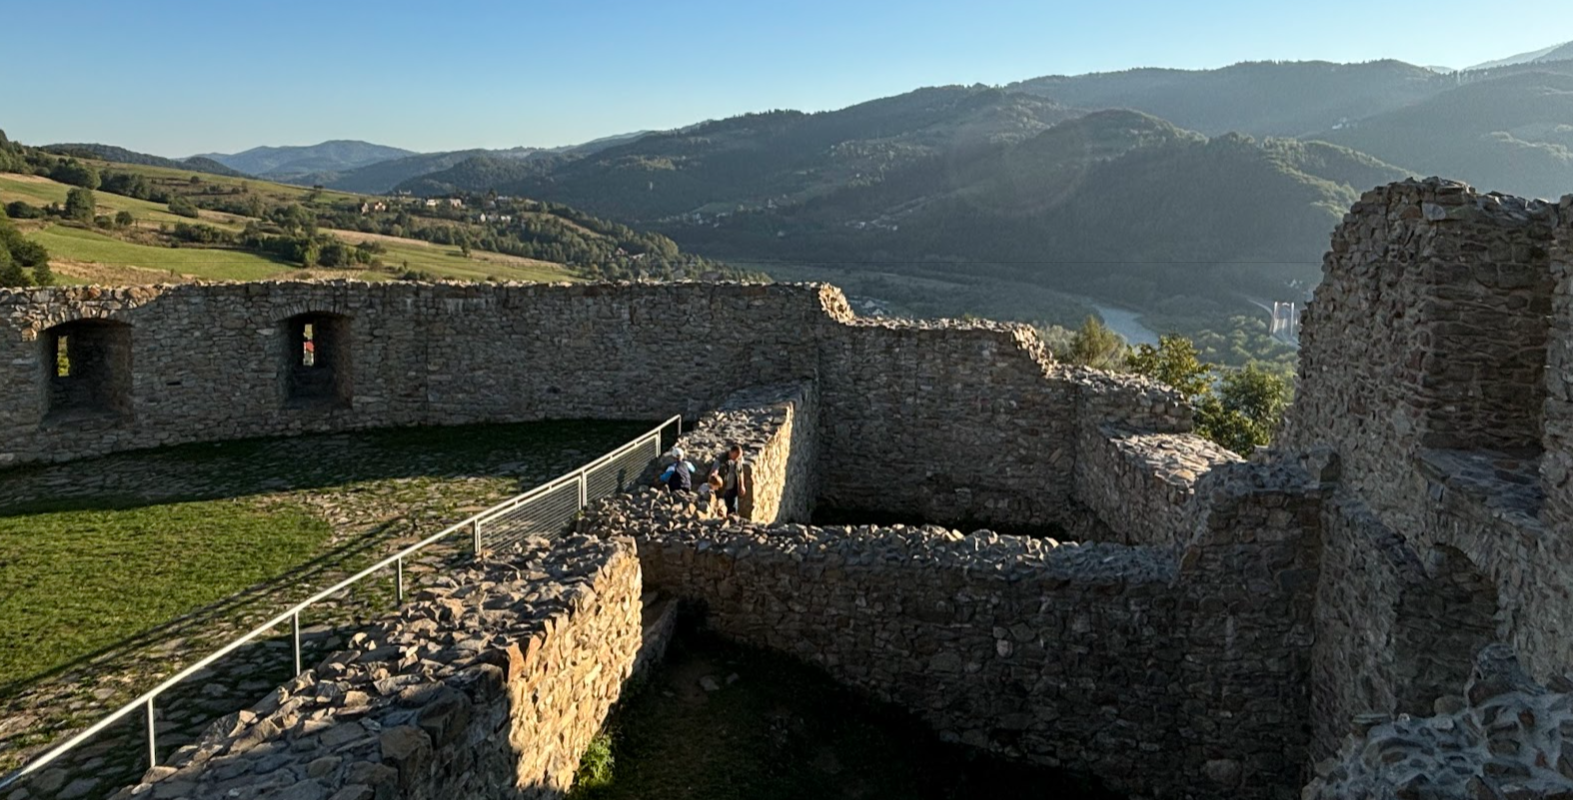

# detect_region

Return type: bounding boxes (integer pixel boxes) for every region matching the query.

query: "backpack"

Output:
[665,463,692,492]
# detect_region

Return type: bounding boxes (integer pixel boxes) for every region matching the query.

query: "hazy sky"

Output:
[2,0,1567,157]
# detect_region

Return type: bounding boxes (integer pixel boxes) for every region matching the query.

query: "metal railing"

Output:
[0,415,680,791]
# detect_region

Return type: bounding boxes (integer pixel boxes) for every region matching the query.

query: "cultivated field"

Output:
[0,171,578,285]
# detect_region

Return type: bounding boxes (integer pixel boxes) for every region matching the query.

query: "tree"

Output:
[1067,315,1128,371]
[0,240,25,287]
[5,201,44,219]
[114,210,135,228]
[31,259,54,286]
[1125,334,1212,400]
[1127,333,1293,455]
[168,195,200,218]
[50,160,99,189]
[1195,363,1293,455]
[64,188,95,221]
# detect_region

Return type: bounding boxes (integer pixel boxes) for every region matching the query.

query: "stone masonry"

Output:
[119,535,645,800]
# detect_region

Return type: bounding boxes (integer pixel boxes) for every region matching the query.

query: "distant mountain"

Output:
[194,140,416,178]
[656,110,1409,306]
[280,134,649,195]
[1008,60,1445,137]
[1466,41,1573,71]
[481,85,1078,217]
[40,143,250,178]
[1318,67,1573,199]
[291,149,498,193]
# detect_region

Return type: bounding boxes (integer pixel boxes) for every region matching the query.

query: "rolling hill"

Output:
[660,111,1409,307]
[1466,41,1573,71]
[1007,60,1445,137]
[0,135,738,288]
[1318,68,1573,200]
[475,85,1079,220]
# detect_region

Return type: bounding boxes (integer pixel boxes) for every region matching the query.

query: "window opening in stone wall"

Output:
[284,313,351,409]
[55,334,71,377]
[301,323,316,367]
[43,320,133,422]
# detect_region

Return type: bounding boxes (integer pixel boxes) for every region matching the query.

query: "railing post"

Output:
[395,556,405,605]
[291,612,301,675]
[578,470,588,509]
[145,697,157,770]
[471,519,482,557]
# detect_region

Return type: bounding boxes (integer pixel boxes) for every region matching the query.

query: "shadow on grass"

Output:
[0,419,654,517]
[0,515,438,702]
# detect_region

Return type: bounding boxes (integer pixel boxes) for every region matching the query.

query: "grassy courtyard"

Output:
[0,419,650,694]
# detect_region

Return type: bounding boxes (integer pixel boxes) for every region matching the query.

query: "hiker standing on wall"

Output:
[712,443,748,516]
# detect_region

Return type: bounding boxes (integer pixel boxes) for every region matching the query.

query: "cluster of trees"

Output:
[310,195,750,281]
[0,205,54,287]
[1051,317,1293,454]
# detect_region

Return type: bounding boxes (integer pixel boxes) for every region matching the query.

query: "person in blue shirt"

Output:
[657,447,695,492]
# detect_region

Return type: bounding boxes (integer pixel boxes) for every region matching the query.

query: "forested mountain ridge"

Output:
[1007,59,1445,137]
[664,110,1409,307]
[41,144,249,178]
[195,140,417,178]
[474,85,1079,221]
[1317,67,1573,200]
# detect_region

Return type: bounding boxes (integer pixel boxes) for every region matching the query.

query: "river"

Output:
[1088,303,1159,346]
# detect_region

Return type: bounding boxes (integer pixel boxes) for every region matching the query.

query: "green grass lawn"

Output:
[29,225,318,282]
[0,174,243,231]
[0,420,651,692]
[0,499,330,691]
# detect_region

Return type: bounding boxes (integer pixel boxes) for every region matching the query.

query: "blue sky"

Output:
[2,0,1566,156]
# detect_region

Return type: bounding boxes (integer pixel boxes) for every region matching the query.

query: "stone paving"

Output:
[0,422,646,800]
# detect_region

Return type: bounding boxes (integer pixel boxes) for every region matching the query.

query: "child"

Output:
[696,472,725,514]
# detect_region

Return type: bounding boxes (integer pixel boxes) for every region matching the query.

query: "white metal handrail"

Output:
[0,415,680,791]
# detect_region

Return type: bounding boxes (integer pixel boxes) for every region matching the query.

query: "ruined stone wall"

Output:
[0,282,830,465]
[1543,196,1573,531]
[117,536,644,800]
[1285,179,1559,518]
[812,317,1081,529]
[584,458,1323,800]
[1309,495,1416,761]
[1074,425,1238,546]
[1305,644,1573,800]
[0,280,1196,534]
[1283,180,1573,761]
[1070,369,1229,546]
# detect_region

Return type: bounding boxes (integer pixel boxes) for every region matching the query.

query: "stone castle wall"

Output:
[584,453,1323,800]
[1543,195,1573,531]
[1285,179,1573,760]
[0,280,1198,535]
[120,536,645,800]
